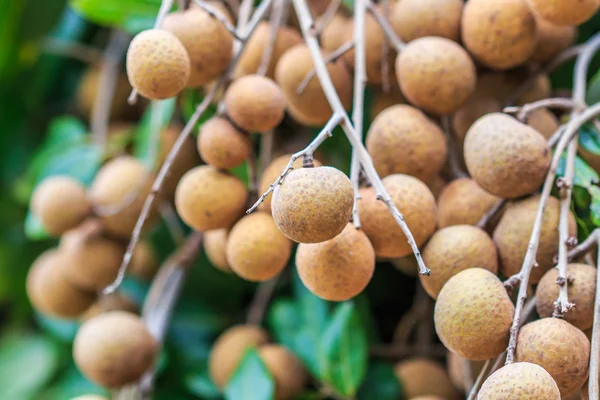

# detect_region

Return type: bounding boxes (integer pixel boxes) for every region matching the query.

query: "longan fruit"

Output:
[427,175,447,199]
[126,29,190,99]
[198,117,251,169]
[82,293,138,321]
[390,255,419,277]
[74,311,157,388]
[437,178,501,228]
[478,362,561,399]
[395,36,477,115]
[77,67,136,121]
[30,176,90,236]
[163,8,232,87]
[526,108,560,139]
[26,249,96,318]
[434,268,515,360]
[536,263,596,330]
[129,240,159,280]
[258,344,308,400]
[358,174,437,258]
[516,318,590,397]
[493,195,577,283]
[452,96,501,145]
[175,165,248,231]
[517,74,552,105]
[527,0,599,26]
[530,18,577,64]
[204,229,231,273]
[464,113,551,199]
[369,84,406,120]
[394,358,460,400]
[296,223,375,301]
[321,14,349,53]
[209,324,270,388]
[272,166,353,243]
[390,0,463,42]
[461,0,537,70]
[421,225,498,299]
[159,124,201,199]
[446,351,485,392]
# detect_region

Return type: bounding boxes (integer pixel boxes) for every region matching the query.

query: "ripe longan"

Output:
[390,0,463,43]
[526,108,560,139]
[82,293,138,321]
[258,344,308,400]
[73,311,157,388]
[198,117,251,169]
[129,240,159,280]
[296,223,375,301]
[126,29,190,99]
[204,229,232,273]
[437,178,501,228]
[527,0,599,26]
[321,15,349,53]
[366,105,447,183]
[452,96,501,144]
[478,362,561,399]
[427,175,447,199]
[272,166,353,243]
[394,358,460,399]
[77,67,135,121]
[517,74,552,105]
[530,18,577,64]
[370,84,406,120]
[30,176,90,236]
[159,124,202,199]
[175,165,248,231]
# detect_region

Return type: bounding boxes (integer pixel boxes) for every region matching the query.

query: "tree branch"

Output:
[159,201,186,245]
[247,275,280,325]
[503,98,584,122]
[296,41,354,95]
[365,1,405,52]
[193,0,245,40]
[567,229,600,262]
[313,0,343,35]
[257,0,287,76]
[476,199,507,230]
[379,0,391,93]
[41,38,102,64]
[441,116,468,179]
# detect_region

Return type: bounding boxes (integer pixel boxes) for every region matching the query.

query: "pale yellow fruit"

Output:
[204,229,232,273]
[478,362,561,399]
[77,66,136,121]
[530,18,577,64]
[258,344,308,400]
[394,358,460,399]
[390,0,463,42]
[198,117,251,169]
[527,0,599,26]
[370,84,406,120]
[437,178,501,228]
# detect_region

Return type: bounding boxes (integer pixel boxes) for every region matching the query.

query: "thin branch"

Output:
[503,98,584,122]
[379,0,391,93]
[392,281,430,345]
[365,1,405,52]
[193,1,244,41]
[41,38,102,64]
[313,0,343,35]
[159,202,186,245]
[476,199,507,230]
[588,232,600,399]
[259,130,275,174]
[257,0,286,76]
[296,40,354,95]
[568,229,600,261]
[441,116,468,179]
[247,275,280,325]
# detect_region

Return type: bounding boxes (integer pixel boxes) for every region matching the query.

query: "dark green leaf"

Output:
[224,348,275,400]
[24,212,51,241]
[579,124,600,156]
[587,67,600,106]
[589,186,600,226]
[70,0,162,33]
[574,156,599,188]
[133,98,176,169]
[357,362,402,400]
[180,89,218,131]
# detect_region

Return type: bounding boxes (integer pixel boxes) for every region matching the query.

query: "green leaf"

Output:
[70,0,162,33]
[37,363,107,400]
[357,362,402,400]
[180,88,218,133]
[224,348,275,400]
[185,368,221,399]
[24,212,50,241]
[574,155,600,188]
[133,98,176,170]
[589,185,600,226]
[579,124,600,156]
[587,67,600,106]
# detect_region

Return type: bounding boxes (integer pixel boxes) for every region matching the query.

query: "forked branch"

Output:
[365,1,405,52]
[296,41,354,95]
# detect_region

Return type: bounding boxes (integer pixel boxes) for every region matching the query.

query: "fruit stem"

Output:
[588,232,600,399]
[476,199,507,230]
[365,0,405,52]
[256,0,287,76]
[247,275,280,325]
[296,41,354,95]
[503,97,585,123]
[194,1,245,41]
[313,0,343,36]
[566,228,600,262]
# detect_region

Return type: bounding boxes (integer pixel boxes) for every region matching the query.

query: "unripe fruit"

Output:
[421,225,498,299]
[526,108,560,139]
[129,240,159,281]
[159,124,202,199]
[437,178,501,228]
[82,293,138,321]
[296,223,375,301]
[358,174,437,258]
[272,166,353,243]
[74,311,157,388]
[527,0,599,26]
[321,15,349,53]
[478,362,561,400]
[225,75,286,132]
[435,268,515,360]
[204,229,232,273]
[390,0,463,43]
[394,358,459,400]
[209,324,270,388]
[516,318,590,397]
[464,113,551,199]
[396,37,476,115]
[175,165,248,231]
[163,8,233,86]
[461,0,537,70]
[198,117,251,169]
[30,176,90,236]
[126,29,190,99]
[366,105,447,182]
[530,19,577,64]
[258,344,308,400]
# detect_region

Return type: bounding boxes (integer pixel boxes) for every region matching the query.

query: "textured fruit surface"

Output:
[434,268,514,360]
[126,29,190,99]
[258,344,308,400]
[390,0,463,42]
[526,108,560,139]
[358,174,437,258]
[272,166,353,243]
[296,223,375,301]
[175,165,248,231]
[82,293,138,321]
[437,178,501,228]
[73,311,157,388]
[527,0,599,26]
[478,362,561,399]
[394,358,459,399]
[366,105,447,182]
[129,240,159,280]
[516,318,590,397]
[530,18,577,64]
[204,229,232,273]
[464,113,551,199]
[198,117,251,169]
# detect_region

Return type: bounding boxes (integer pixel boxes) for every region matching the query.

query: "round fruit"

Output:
[527,0,599,26]
[390,0,463,42]
[358,174,437,258]
[366,105,447,182]
[452,96,501,145]
[126,29,190,99]
[209,324,269,388]
[530,18,577,64]
[175,165,248,231]
[427,175,447,199]
[396,36,476,115]
[77,67,135,121]
[73,311,157,388]
[517,74,552,105]
[129,240,159,281]
[447,351,486,392]
[82,293,138,321]
[461,0,537,70]
[478,362,561,399]
[437,178,501,228]
[370,84,406,120]
[272,166,353,243]
[258,344,308,400]
[204,229,232,273]
[526,108,560,139]
[516,318,590,397]
[296,223,375,301]
[159,124,202,199]
[394,358,459,399]
[321,14,349,53]
[30,176,90,236]
[434,268,515,360]
[198,117,251,169]
[464,113,551,199]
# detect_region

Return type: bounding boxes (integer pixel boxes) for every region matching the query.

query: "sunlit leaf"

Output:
[70,0,162,33]
[224,348,274,400]
[589,186,600,226]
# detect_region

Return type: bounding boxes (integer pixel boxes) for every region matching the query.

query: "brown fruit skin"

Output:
[493,195,577,283]
[526,108,560,139]
[464,113,551,199]
[225,75,286,132]
[478,362,561,400]
[209,325,270,388]
[163,8,232,87]
[204,229,232,273]
[31,176,90,236]
[126,29,190,99]
[258,345,308,400]
[296,223,375,301]
[461,0,537,70]
[530,18,577,64]
[82,293,138,321]
[227,212,292,282]
[175,165,248,231]
[394,358,460,400]
[129,240,159,281]
[517,74,552,105]
[366,105,447,183]
[437,178,501,228]
[159,124,201,199]
[26,249,96,319]
[321,15,349,53]
[272,166,354,244]
[427,176,447,199]
[536,263,596,330]
[452,96,502,145]
[358,174,437,258]
[198,117,251,169]
[77,67,136,121]
[421,225,498,300]
[527,0,599,26]
[74,311,157,388]
[516,318,590,397]
[435,268,515,360]
[446,351,485,393]
[390,0,463,43]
